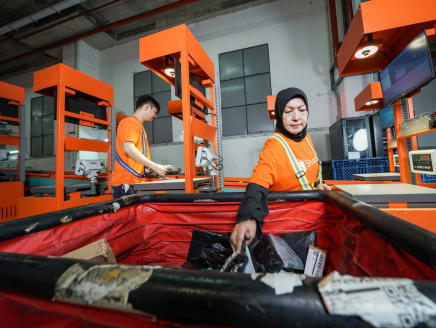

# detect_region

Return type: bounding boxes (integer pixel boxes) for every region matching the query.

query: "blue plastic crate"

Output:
[332,157,390,180]
[332,159,358,180]
[421,174,436,183]
[334,165,359,180]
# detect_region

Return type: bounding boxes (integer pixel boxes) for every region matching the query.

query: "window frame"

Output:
[219,44,273,137]
[30,96,55,158]
[133,70,173,145]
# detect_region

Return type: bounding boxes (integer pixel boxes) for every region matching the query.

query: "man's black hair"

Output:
[135,95,160,113]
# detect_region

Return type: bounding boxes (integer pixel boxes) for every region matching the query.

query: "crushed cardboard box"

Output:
[62,239,116,264]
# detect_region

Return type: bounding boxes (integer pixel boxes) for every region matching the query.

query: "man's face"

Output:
[142,104,158,122]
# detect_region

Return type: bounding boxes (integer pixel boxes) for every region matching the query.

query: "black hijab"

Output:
[274,87,308,142]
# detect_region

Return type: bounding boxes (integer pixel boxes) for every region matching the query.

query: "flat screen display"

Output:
[379,105,394,129]
[379,31,434,106]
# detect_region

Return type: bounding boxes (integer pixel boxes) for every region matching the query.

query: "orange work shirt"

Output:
[249,132,320,191]
[111,116,151,186]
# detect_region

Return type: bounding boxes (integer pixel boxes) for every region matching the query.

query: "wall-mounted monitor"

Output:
[379,105,394,129]
[379,31,435,106]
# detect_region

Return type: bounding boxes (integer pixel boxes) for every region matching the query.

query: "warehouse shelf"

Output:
[336,0,436,76]
[398,127,436,140]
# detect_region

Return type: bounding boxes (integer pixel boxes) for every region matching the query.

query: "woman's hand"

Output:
[230,220,257,253]
[317,183,331,190]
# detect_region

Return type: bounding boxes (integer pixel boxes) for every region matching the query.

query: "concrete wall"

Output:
[335,73,376,119]
[100,0,336,177]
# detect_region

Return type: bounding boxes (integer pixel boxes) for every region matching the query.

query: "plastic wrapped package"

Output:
[186,229,232,270]
[252,234,304,273]
[399,113,431,136]
[280,230,317,264]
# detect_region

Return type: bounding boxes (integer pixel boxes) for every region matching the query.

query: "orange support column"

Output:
[208,84,220,190]
[181,49,195,193]
[56,82,66,207]
[393,97,421,184]
[393,100,410,183]
[386,128,395,172]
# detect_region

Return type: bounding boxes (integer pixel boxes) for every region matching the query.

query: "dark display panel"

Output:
[379,31,434,106]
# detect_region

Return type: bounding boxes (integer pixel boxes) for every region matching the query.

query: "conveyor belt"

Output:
[31,182,107,199]
[352,172,401,181]
[334,183,436,208]
[134,178,211,192]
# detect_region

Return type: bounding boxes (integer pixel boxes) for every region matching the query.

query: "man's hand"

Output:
[152,164,172,177]
[317,183,331,191]
[230,220,257,253]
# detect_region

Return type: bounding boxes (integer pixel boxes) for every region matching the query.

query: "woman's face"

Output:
[282,97,308,135]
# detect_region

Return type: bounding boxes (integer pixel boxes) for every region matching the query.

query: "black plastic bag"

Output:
[186,229,232,270]
[252,234,304,273]
[221,252,248,272]
[280,230,317,264]
[221,241,255,274]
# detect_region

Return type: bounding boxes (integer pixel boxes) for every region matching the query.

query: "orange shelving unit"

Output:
[0,81,25,222]
[138,24,219,193]
[13,64,114,219]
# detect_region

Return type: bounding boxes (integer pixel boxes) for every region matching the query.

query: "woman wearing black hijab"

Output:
[230,87,330,252]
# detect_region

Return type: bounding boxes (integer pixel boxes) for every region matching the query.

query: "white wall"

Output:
[100,0,336,177]
[77,40,100,80]
[335,73,376,119]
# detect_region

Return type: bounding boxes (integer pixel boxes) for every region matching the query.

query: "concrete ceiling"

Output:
[0,0,276,80]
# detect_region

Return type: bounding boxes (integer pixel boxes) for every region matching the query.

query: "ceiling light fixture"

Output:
[164,68,175,77]
[164,56,175,77]
[365,99,379,106]
[354,45,379,59]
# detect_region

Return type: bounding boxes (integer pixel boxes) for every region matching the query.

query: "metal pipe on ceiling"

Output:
[15,0,122,41]
[0,0,87,36]
[0,0,202,67]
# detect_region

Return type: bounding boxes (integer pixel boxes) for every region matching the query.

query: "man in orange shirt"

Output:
[112,95,173,199]
[230,87,330,252]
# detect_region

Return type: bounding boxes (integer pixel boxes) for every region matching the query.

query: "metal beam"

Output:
[0,0,87,36]
[0,0,202,66]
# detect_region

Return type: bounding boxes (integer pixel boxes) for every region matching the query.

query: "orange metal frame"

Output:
[381,208,436,233]
[0,81,24,159]
[139,24,218,193]
[386,127,396,173]
[336,0,436,76]
[15,64,114,219]
[354,82,384,111]
[267,95,276,120]
[0,81,25,222]
[392,97,423,185]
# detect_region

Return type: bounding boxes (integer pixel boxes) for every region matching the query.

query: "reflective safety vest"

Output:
[269,133,322,190]
[115,131,150,178]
